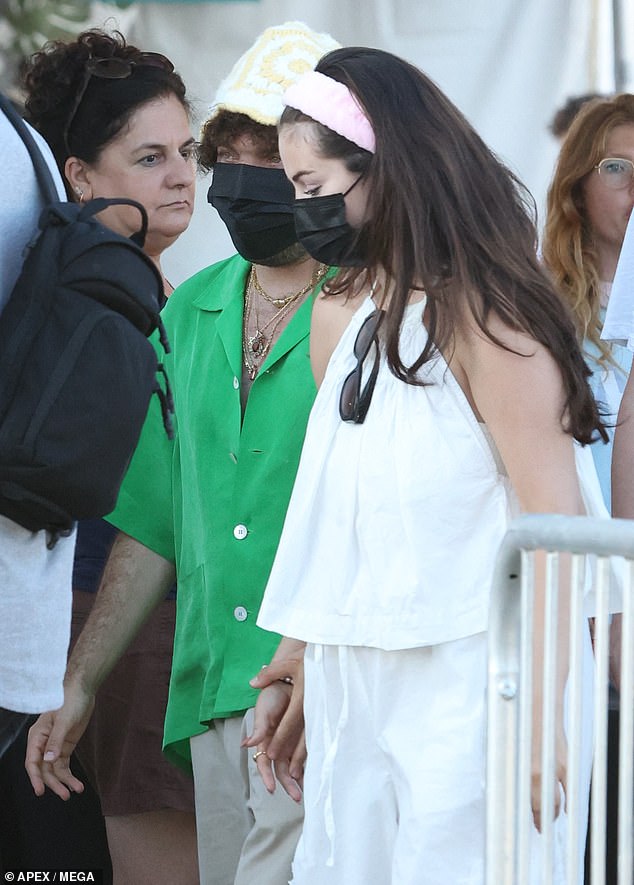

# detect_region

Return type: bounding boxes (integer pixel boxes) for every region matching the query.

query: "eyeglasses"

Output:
[62,52,174,155]
[339,308,385,424]
[594,157,634,190]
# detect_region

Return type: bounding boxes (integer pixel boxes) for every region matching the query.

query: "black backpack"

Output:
[0,94,174,542]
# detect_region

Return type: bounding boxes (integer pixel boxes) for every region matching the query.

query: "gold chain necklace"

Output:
[250,263,327,308]
[242,263,328,381]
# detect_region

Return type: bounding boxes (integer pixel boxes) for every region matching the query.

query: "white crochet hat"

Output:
[208,21,340,126]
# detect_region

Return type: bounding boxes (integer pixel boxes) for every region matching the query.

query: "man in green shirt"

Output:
[25,22,338,885]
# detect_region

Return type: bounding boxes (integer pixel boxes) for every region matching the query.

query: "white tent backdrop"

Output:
[87,0,621,285]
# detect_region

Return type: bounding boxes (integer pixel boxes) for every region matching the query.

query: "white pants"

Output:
[190,709,303,885]
[292,636,592,885]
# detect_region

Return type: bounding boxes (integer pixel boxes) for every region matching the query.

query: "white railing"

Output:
[486,514,634,885]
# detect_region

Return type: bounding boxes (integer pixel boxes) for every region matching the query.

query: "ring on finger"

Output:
[253,749,267,762]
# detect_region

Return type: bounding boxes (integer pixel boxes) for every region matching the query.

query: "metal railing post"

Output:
[486,514,634,885]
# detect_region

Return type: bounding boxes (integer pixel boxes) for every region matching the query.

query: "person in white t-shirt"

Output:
[0,103,75,758]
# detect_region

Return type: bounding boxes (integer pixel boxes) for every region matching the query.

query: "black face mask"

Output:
[207,163,297,263]
[293,176,368,267]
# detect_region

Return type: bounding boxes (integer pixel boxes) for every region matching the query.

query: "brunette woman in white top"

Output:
[248,48,608,885]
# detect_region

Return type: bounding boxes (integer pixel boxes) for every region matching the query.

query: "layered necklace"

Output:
[242,262,328,381]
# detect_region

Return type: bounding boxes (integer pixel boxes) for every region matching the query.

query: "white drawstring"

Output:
[313,644,351,866]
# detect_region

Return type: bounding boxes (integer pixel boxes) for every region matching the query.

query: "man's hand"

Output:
[25,533,175,800]
[25,681,95,800]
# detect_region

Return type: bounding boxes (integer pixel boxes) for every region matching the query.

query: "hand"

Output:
[245,680,306,801]
[530,724,567,832]
[24,681,95,800]
[244,656,306,801]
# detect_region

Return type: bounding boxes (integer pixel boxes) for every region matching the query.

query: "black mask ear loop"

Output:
[343,171,365,198]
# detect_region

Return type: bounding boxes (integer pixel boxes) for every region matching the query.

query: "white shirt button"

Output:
[233,524,248,540]
[233,376,240,389]
[234,606,248,622]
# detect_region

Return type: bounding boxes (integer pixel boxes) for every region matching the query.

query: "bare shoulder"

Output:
[455,308,541,368]
[452,306,582,514]
[311,291,365,388]
[449,304,571,434]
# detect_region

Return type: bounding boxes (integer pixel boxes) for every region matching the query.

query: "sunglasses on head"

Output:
[339,308,385,424]
[62,52,174,155]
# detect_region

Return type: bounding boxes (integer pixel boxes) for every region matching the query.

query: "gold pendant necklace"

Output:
[242,263,328,380]
[247,328,266,354]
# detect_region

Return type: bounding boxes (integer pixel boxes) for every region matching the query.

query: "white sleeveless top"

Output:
[257,294,609,650]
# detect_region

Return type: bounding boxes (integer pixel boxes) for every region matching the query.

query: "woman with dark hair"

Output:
[22,29,199,884]
[24,28,195,282]
[248,47,611,884]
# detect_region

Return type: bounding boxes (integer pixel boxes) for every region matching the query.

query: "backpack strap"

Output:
[77,197,150,248]
[0,92,59,204]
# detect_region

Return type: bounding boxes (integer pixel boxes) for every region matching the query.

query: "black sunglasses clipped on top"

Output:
[62,52,175,155]
[339,308,385,424]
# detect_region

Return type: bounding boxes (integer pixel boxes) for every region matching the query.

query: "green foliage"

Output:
[2,0,92,57]
[0,0,135,91]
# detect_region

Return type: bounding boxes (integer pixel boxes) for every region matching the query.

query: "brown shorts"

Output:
[70,589,195,817]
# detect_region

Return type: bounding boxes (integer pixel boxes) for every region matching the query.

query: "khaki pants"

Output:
[190,709,303,885]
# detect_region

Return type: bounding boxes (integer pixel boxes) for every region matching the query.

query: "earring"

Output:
[75,187,84,203]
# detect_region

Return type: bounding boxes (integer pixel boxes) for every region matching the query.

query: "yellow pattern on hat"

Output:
[209,21,340,126]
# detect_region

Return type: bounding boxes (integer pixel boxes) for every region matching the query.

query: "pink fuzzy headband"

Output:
[282,70,376,153]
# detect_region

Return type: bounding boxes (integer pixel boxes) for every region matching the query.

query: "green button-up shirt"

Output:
[108,254,319,769]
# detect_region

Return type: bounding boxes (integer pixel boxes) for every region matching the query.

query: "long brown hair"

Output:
[280,46,606,445]
[543,93,634,369]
